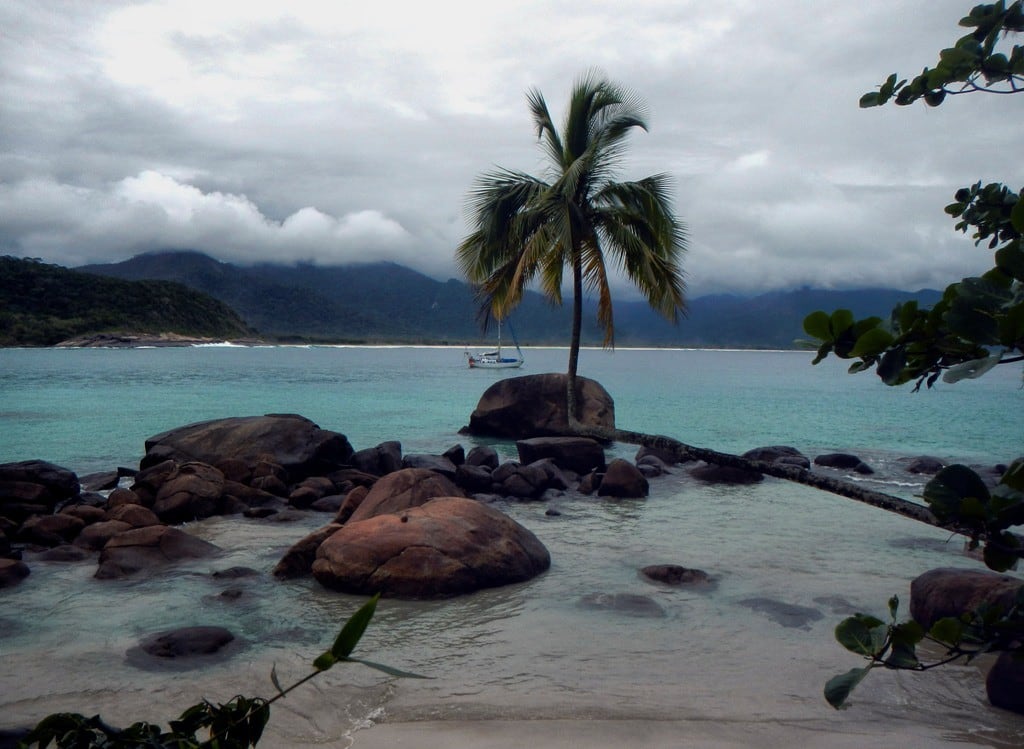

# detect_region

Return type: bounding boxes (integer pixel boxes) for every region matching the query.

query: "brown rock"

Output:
[312,496,550,597]
[138,626,235,659]
[598,458,649,498]
[516,436,606,475]
[641,564,713,586]
[986,650,1024,714]
[107,503,161,528]
[142,414,353,481]
[96,525,221,579]
[348,468,464,523]
[335,485,370,524]
[465,373,615,439]
[19,513,85,546]
[0,558,30,588]
[273,523,343,579]
[910,567,1024,629]
[106,487,144,509]
[75,520,133,550]
[60,505,108,525]
[153,462,225,523]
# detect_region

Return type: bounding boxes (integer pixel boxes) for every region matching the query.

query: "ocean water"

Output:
[1,346,1022,747]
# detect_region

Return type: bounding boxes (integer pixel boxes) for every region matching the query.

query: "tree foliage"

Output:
[0,256,254,346]
[19,595,425,749]
[456,71,687,418]
[808,2,1024,708]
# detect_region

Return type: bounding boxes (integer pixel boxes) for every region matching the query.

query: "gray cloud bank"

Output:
[2,0,1021,296]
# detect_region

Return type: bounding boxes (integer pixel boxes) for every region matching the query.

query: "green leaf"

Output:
[859,92,882,108]
[835,614,886,656]
[929,617,964,645]
[999,459,1024,492]
[876,346,907,385]
[924,464,992,522]
[1012,194,1024,233]
[803,310,832,341]
[824,666,873,709]
[983,532,1021,572]
[331,593,380,659]
[830,309,855,337]
[885,642,921,668]
[850,327,894,357]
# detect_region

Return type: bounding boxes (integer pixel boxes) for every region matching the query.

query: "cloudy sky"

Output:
[2,0,1021,297]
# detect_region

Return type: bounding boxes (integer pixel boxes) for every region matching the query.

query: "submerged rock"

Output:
[579,592,665,618]
[641,564,713,587]
[95,525,221,580]
[738,597,824,629]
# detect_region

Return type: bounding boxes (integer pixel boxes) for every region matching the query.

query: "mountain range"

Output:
[77,250,942,349]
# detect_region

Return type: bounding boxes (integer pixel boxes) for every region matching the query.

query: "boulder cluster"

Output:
[2,372,1021,714]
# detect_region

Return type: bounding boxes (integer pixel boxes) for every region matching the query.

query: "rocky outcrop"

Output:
[312,496,550,597]
[347,468,464,523]
[350,441,403,476]
[464,373,615,439]
[0,460,80,524]
[141,414,353,481]
[905,456,946,475]
[909,567,1024,629]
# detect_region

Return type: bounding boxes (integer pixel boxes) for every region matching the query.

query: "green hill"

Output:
[0,256,254,346]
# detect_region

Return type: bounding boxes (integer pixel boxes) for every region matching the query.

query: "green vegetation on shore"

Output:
[0,256,254,347]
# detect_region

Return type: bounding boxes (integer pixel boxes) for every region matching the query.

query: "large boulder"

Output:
[95,525,221,580]
[689,463,763,484]
[141,414,353,481]
[910,567,1024,629]
[465,374,614,439]
[347,468,464,523]
[312,496,550,597]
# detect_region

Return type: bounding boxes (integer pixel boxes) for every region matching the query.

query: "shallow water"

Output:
[1,347,1022,746]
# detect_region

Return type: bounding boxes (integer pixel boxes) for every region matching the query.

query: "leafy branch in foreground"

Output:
[825,460,1024,708]
[825,590,1024,709]
[859,0,1024,106]
[21,594,426,749]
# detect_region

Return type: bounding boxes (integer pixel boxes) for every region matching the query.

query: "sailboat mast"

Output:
[497,319,502,357]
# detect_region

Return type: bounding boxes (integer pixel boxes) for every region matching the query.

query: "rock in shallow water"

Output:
[579,592,666,618]
[312,496,550,598]
[738,597,823,629]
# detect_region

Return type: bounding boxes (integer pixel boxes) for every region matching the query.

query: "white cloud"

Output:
[1,0,1021,295]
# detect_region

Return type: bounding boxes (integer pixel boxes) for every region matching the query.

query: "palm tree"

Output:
[456,71,688,425]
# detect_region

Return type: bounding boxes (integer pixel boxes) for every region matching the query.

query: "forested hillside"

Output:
[0,256,254,346]
[81,250,940,348]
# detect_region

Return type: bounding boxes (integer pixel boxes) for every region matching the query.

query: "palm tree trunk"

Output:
[566,252,584,428]
[567,421,963,533]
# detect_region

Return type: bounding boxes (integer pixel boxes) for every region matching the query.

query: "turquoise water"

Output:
[1,345,1020,473]
[1,346,1022,747]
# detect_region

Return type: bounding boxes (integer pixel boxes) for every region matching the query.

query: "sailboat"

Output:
[466,319,524,369]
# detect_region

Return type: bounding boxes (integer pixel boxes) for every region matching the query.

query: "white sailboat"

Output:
[466,319,524,369]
